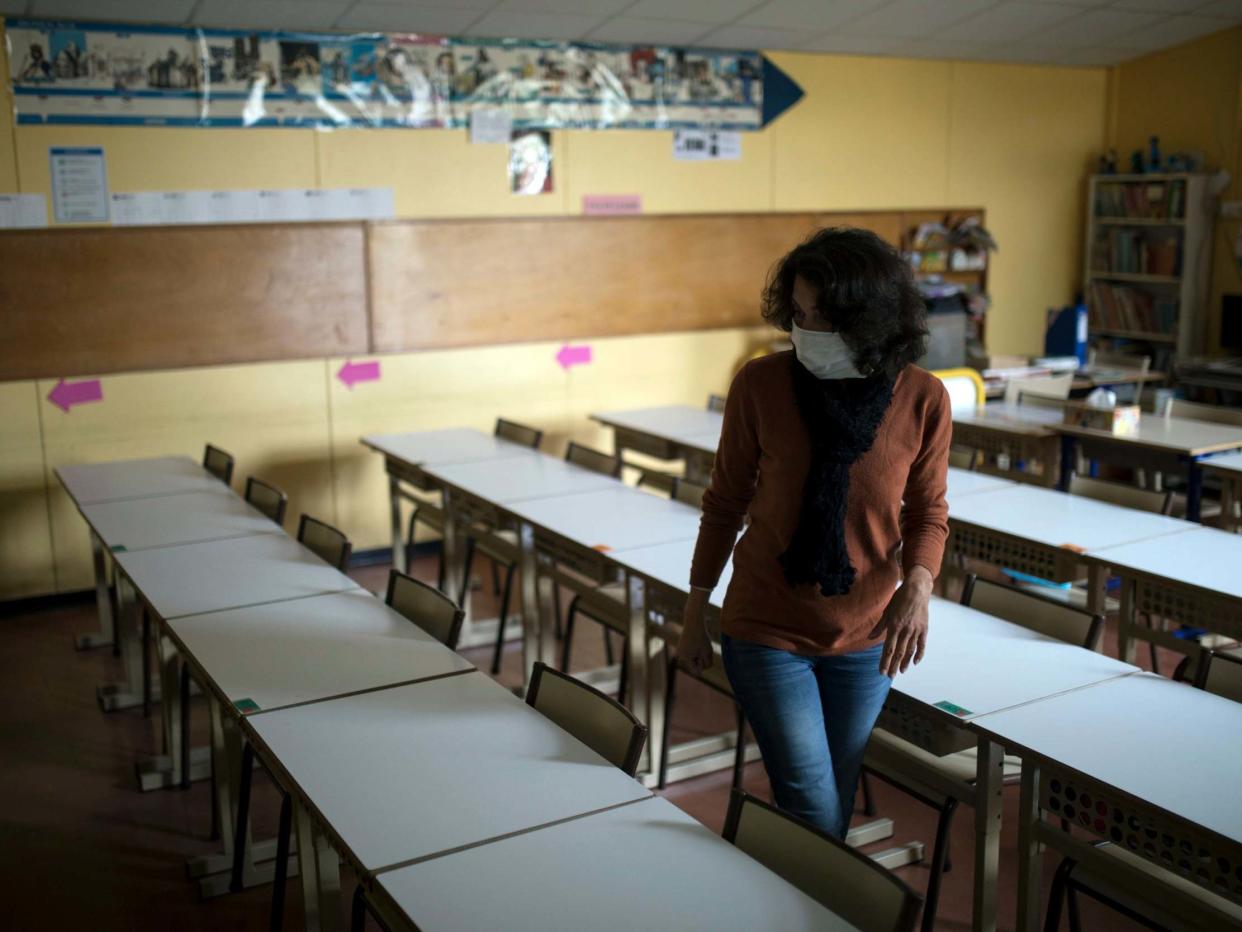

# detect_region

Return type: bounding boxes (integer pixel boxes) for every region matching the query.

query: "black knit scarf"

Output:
[778,358,896,597]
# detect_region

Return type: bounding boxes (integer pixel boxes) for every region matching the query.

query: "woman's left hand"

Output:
[867,566,934,678]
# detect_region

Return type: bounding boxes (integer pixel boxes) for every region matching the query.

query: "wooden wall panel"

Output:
[0,224,368,381]
[367,211,918,353]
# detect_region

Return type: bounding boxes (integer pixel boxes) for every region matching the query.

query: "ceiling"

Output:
[2,0,1241,67]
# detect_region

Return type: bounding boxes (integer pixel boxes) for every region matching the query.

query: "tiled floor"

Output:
[0,554,1162,930]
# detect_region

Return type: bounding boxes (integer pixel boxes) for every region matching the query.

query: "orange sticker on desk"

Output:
[1058,543,1087,555]
[591,544,613,553]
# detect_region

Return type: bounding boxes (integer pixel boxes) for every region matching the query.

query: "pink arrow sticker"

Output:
[47,378,103,413]
[556,344,592,370]
[337,359,381,389]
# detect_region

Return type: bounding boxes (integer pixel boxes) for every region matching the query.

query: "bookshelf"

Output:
[1084,173,1214,370]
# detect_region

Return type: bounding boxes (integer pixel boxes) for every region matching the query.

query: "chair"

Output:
[403,418,542,587]
[723,790,921,932]
[297,514,351,571]
[243,476,287,526]
[525,662,647,776]
[932,367,987,416]
[488,442,620,675]
[385,568,465,650]
[1043,650,1242,932]
[203,444,234,485]
[1003,372,1073,405]
[707,393,726,413]
[1163,398,1242,426]
[1088,349,1151,375]
[861,577,1102,932]
[671,476,707,508]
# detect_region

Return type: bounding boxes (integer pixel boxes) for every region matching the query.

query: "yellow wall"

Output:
[0,18,1113,597]
[1108,26,1242,355]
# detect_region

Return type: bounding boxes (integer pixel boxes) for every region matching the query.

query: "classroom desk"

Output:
[944,468,1019,502]
[361,428,540,574]
[971,673,1242,932]
[56,455,228,652]
[591,405,722,483]
[946,482,1195,591]
[166,590,474,898]
[366,795,855,932]
[244,672,651,932]
[1204,450,1242,532]
[1087,526,1242,663]
[112,534,361,791]
[951,406,1064,488]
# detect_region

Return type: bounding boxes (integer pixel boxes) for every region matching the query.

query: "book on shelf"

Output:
[1093,179,1186,220]
[1089,227,1182,276]
[1087,281,1178,335]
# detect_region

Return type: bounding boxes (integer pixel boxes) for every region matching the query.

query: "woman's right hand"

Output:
[677,590,714,675]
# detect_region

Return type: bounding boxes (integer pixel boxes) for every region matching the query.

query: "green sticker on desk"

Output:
[235,698,261,714]
[110,544,127,552]
[934,700,972,717]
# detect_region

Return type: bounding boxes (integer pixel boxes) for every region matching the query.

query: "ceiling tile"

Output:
[1193,0,1242,17]
[334,4,483,35]
[1024,6,1166,43]
[692,23,807,48]
[495,0,633,14]
[1108,0,1214,11]
[0,0,31,14]
[835,0,999,38]
[937,2,1084,42]
[798,33,906,52]
[623,0,763,22]
[585,17,714,46]
[895,37,992,58]
[997,42,1087,60]
[737,0,887,30]
[1054,44,1146,62]
[465,9,608,41]
[192,0,351,31]
[1102,12,1235,44]
[29,0,198,22]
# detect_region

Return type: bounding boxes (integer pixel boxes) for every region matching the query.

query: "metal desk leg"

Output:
[134,634,210,792]
[388,474,405,574]
[96,574,157,711]
[1085,564,1108,622]
[518,521,540,691]
[1117,575,1137,665]
[295,797,342,932]
[1015,763,1042,932]
[973,737,1003,932]
[440,487,463,615]
[1186,460,1204,523]
[626,574,666,783]
[1057,436,1076,492]
[77,530,116,651]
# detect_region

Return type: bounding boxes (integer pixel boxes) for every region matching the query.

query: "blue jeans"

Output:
[721,635,891,839]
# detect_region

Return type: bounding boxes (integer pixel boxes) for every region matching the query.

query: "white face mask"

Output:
[790,323,866,379]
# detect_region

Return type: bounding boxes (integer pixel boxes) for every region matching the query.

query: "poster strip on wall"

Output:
[6,20,802,131]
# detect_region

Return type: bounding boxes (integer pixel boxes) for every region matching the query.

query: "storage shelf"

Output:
[1094,216,1185,227]
[1087,271,1181,284]
[1091,328,1178,344]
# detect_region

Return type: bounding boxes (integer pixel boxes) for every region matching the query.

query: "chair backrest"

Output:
[1163,398,1242,427]
[1196,650,1242,704]
[564,441,622,479]
[723,791,920,932]
[494,418,543,449]
[1003,373,1073,405]
[202,444,235,485]
[525,662,647,777]
[707,393,727,413]
[932,367,987,415]
[244,476,288,526]
[1016,392,1068,411]
[961,576,1103,650]
[1088,349,1151,374]
[385,569,465,649]
[671,477,707,508]
[297,514,352,571]
[1069,475,1171,515]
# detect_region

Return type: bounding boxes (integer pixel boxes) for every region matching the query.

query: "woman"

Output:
[677,227,951,839]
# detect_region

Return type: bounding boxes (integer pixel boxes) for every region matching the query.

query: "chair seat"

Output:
[411,499,445,531]
[474,527,519,564]
[1068,842,1242,926]
[868,728,1023,785]
[572,582,628,632]
[663,621,734,695]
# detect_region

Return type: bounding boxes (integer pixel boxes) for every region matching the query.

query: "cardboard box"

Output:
[1063,402,1141,435]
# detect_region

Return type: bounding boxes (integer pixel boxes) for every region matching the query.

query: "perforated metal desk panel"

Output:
[167,590,473,715]
[112,533,360,620]
[505,487,701,553]
[244,673,651,873]
[360,429,540,467]
[78,488,278,552]
[56,455,225,506]
[424,455,620,504]
[373,796,858,932]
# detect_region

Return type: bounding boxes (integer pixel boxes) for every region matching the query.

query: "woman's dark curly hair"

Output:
[762,227,928,380]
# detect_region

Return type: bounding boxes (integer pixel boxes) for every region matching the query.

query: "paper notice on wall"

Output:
[470,108,512,144]
[672,130,742,161]
[109,188,394,226]
[49,146,109,222]
[0,193,48,228]
[582,194,642,215]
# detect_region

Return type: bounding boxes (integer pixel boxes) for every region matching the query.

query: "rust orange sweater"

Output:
[690,351,952,655]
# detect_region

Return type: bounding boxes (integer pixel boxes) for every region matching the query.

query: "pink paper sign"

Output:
[582,194,642,216]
